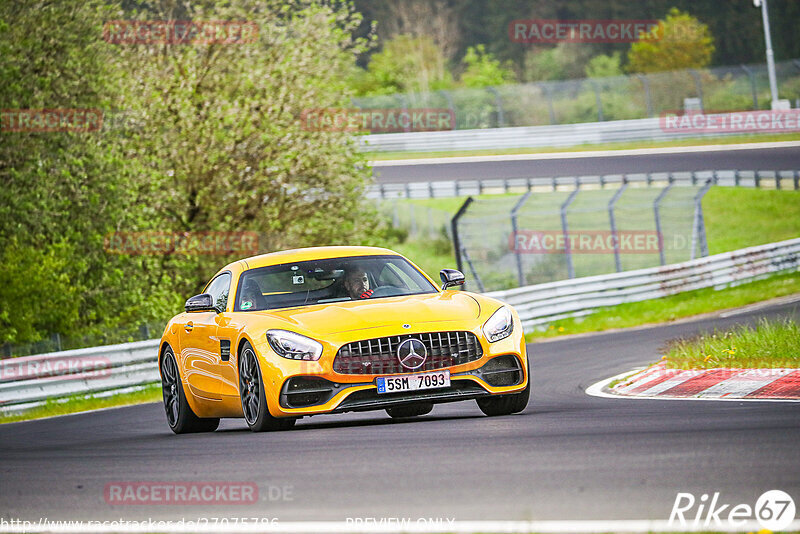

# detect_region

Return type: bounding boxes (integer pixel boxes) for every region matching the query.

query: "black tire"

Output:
[160,346,220,434]
[386,403,434,418]
[239,341,296,432]
[476,359,531,416]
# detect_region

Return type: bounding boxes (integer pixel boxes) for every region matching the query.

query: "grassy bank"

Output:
[525,271,800,341]
[663,318,800,369]
[366,133,800,161]
[0,384,161,424]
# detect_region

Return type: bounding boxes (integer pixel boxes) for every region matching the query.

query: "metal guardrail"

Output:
[487,238,800,330]
[0,339,159,413]
[1,238,798,413]
[368,169,800,199]
[359,112,792,153]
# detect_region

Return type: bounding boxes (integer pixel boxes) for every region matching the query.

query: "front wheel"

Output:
[476,360,530,416]
[161,347,219,434]
[239,342,296,432]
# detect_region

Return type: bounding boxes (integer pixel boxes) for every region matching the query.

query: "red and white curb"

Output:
[587,362,800,402]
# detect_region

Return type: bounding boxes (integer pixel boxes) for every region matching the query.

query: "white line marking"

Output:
[370,140,800,167]
[2,519,798,533]
[719,293,800,317]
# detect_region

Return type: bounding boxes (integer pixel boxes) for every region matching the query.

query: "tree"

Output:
[459,45,516,88]
[0,0,382,346]
[353,34,453,95]
[627,8,715,73]
[585,52,624,78]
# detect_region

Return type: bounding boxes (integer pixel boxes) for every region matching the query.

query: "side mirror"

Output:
[440,269,466,291]
[185,293,216,313]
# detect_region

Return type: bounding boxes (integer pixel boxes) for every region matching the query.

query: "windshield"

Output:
[234,255,438,311]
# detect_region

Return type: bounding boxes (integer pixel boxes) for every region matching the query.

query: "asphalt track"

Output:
[371,145,800,183]
[1,300,799,524]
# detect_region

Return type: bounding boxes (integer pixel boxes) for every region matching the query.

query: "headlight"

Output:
[482,306,513,343]
[266,330,323,361]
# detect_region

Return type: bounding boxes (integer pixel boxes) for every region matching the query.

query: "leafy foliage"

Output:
[627,8,715,74]
[1,0,380,347]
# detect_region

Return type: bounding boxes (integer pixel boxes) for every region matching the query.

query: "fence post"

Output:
[690,180,713,260]
[510,192,532,287]
[689,69,704,111]
[653,177,675,266]
[487,86,505,128]
[637,74,654,117]
[396,94,411,133]
[561,188,580,279]
[438,89,457,130]
[590,80,604,122]
[735,169,741,187]
[740,65,759,110]
[755,170,761,188]
[460,247,485,293]
[794,170,799,190]
[451,197,474,275]
[539,83,557,124]
[608,180,628,273]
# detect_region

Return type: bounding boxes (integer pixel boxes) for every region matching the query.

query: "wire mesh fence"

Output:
[354,60,800,129]
[452,181,711,292]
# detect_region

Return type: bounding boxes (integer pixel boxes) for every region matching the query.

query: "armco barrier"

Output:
[1,239,798,413]
[0,339,159,413]
[367,169,800,199]
[486,238,800,329]
[359,112,791,153]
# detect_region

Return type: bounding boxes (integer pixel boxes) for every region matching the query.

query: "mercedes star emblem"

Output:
[397,338,427,370]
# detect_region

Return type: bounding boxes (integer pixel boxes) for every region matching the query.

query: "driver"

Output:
[344,268,373,299]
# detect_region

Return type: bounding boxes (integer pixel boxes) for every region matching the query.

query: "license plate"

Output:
[376,370,450,394]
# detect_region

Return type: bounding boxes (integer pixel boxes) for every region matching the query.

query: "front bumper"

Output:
[252,319,529,418]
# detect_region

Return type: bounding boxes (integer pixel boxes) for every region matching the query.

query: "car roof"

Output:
[228,246,402,272]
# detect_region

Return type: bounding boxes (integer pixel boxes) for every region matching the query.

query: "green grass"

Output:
[365,132,800,160]
[0,383,161,424]
[663,317,800,369]
[704,187,800,254]
[525,271,800,341]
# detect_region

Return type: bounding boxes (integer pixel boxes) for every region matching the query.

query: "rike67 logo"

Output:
[669,490,796,530]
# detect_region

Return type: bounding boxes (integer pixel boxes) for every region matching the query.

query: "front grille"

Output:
[333,331,483,375]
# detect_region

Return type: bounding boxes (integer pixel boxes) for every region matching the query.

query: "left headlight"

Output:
[482,306,514,343]
[266,330,323,361]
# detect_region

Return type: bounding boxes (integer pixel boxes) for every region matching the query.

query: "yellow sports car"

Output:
[158,246,529,433]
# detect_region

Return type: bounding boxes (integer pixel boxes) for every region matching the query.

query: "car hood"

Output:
[258,292,482,335]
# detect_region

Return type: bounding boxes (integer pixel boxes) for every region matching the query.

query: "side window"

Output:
[204,273,232,312]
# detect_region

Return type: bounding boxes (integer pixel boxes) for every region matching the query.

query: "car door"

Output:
[180,272,231,400]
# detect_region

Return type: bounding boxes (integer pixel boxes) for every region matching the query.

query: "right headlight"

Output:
[482,306,514,343]
[266,330,323,361]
